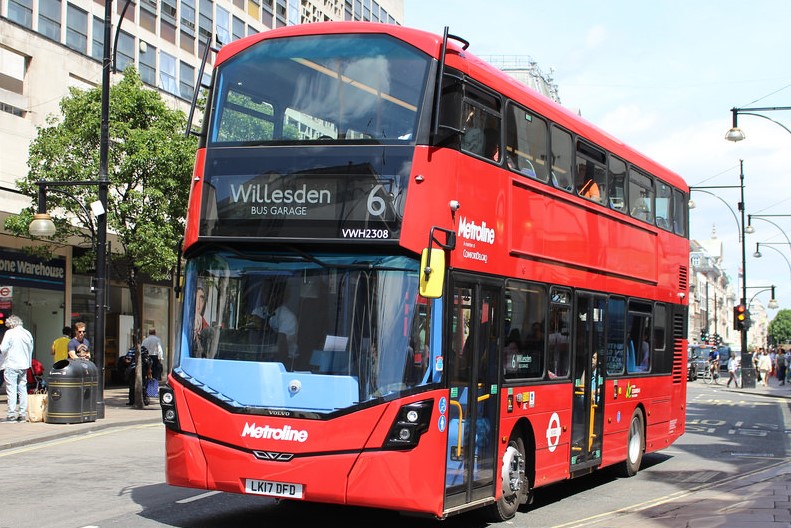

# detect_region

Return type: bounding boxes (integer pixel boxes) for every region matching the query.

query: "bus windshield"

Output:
[210,33,431,145]
[175,250,436,414]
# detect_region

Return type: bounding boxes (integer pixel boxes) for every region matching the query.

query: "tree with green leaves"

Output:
[5,68,196,405]
[769,309,791,346]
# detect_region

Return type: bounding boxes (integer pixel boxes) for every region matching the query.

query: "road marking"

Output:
[177,491,222,503]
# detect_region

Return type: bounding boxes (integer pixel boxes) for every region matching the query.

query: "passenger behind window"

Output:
[484,128,500,161]
[631,191,651,220]
[461,110,484,155]
[579,178,601,202]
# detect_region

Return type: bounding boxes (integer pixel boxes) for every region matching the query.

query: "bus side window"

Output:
[550,126,573,192]
[629,168,654,223]
[547,304,570,378]
[672,188,687,236]
[575,140,607,204]
[608,156,628,212]
[460,84,501,161]
[655,180,673,231]
[506,104,549,182]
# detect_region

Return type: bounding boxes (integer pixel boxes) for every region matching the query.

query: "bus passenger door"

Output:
[570,293,606,471]
[444,277,500,510]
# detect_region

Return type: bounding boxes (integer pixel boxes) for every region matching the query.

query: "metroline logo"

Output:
[457,216,495,245]
[241,423,309,442]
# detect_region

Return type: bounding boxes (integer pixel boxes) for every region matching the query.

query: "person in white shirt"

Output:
[0,315,34,422]
[141,328,164,381]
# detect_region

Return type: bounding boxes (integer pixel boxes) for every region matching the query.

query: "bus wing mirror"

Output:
[419,248,445,298]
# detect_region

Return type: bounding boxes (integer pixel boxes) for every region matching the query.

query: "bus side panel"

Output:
[184,147,206,251]
[500,383,574,488]
[399,146,460,255]
[509,179,658,286]
[599,380,633,468]
[347,389,448,515]
[599,377,685,469]
[165,380,209,488]
[346,448,446,515]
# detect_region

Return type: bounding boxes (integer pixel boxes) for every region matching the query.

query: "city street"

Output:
[2,382,789,528]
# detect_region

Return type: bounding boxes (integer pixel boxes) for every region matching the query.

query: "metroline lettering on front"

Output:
[241,422,309,442]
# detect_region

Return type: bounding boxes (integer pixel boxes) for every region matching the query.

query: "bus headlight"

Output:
[160,385,180,431]
[384,399,432,449]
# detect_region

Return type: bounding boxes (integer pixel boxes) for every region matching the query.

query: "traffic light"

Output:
[733,304,747,331]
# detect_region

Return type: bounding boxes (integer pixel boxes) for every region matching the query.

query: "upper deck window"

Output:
[210,33,431,145]
[506,104,548,182]
[629,168,654,223]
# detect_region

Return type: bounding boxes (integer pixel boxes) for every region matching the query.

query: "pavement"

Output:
[0,383,162,451]
[0,379,790,527]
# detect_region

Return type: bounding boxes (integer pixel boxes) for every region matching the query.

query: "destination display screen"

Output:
[198,146,412,241]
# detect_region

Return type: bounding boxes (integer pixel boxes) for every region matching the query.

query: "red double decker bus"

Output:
[161,21,689,521]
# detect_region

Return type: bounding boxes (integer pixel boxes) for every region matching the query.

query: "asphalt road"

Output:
[2,382,788,528]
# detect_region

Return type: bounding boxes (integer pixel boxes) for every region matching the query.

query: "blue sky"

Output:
[403,0,791,317]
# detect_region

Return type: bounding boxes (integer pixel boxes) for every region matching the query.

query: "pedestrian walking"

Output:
[0,315,34,422]
[777,348,787,386]
[726,350,741,388]
[758,349,772,387]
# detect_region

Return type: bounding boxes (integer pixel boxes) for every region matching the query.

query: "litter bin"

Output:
[46,359,98,424]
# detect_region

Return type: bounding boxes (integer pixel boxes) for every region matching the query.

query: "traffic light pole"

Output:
[738,161,754,388]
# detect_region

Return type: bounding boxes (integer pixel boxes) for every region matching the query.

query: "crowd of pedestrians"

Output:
[751,347,791,387]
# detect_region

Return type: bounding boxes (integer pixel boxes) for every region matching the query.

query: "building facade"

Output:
[0,0,403,381]
[688,234,738,351]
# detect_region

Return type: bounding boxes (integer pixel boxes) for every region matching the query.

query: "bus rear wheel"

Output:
[615,409,644,477]
[484,435,528,521]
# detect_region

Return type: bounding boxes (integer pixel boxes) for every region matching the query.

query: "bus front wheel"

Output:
[484,435,528,521]
[615,409,644,477]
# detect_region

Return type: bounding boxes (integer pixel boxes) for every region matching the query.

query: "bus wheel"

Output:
[484,435,527,521]
[616,409,644,477]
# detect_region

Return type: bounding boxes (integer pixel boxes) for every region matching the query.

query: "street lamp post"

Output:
[725,106,791,141]
[29,180,108,418]
[93,0,112,421]
[745,215,791,253]
[688,159,752,386]
[747,285,779,309]
[753,243,791,279]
